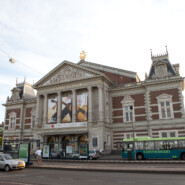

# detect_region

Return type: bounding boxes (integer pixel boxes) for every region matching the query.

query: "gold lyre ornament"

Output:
[80,50,86,60]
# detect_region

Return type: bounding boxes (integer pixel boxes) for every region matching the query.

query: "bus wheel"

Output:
[137,153,144,160]
[181,153,185,160]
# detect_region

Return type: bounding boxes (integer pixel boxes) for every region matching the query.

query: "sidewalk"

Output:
[29,157,185,174]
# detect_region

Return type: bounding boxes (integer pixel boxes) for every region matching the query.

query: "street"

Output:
[0,168,185,185]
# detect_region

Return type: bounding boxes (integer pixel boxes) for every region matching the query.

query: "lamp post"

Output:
[130,106,136,160]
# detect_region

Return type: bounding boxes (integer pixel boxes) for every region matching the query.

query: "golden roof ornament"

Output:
[80,50,86,60]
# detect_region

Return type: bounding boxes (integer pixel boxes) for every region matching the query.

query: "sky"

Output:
[0,0,185,123]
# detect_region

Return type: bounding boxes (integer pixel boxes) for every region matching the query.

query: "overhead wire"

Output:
[0,48,43,76]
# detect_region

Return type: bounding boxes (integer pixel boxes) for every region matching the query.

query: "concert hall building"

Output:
[2,51,185,153]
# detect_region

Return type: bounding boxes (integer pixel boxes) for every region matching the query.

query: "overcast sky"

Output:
[0,0,185,123]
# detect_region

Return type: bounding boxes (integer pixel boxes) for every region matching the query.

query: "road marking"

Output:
[88,180,102,182]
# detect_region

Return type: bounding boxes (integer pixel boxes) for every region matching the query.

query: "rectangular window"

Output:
[92,138,98,147]
[124,106,133,122]
[10,117,16,129]
[161,131,177,138]
[162,132,167,138]
[160,101,172,119]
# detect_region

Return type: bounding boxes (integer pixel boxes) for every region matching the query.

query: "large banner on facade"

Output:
[61,96,72,123]
[77,92,88,122]
[48,97,58,123]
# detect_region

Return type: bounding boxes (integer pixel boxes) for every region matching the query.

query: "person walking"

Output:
[99,148,103,157]
[35,148,42,166]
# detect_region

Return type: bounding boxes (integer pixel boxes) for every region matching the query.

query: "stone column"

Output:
[88,86,93,122]
[98,85,104,122]
[57,91,62,123]
[35,94,41,126]
[72,89,76,122]
[43,93,48,125]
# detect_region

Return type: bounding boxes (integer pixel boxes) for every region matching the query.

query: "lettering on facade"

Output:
[44,122,87,129]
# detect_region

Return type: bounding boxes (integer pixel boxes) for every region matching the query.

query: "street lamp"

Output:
[130,106,136,160]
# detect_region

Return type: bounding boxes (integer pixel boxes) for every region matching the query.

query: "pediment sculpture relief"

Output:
[44,66,93,85]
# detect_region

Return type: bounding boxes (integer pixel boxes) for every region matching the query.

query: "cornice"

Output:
[2,98,36,107]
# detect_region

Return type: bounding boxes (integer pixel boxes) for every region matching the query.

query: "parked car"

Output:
[89,150,100,160]
[72,150,100,160]
[0,153,25,172]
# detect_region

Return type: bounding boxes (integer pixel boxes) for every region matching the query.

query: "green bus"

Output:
[122,137,185,160]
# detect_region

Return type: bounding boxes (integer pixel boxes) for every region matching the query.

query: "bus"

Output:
[122,137,185,160]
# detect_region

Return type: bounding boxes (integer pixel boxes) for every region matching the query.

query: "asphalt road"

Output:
[0,168,185,185]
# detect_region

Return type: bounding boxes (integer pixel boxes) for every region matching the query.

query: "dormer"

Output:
[147,48,177,80]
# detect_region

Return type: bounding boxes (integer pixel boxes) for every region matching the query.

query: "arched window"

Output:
[62,136,69,143]
[78,135,86,142]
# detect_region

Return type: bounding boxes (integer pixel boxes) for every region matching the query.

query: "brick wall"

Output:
[99,70,136,85]
[6,109,21,119]
[150,89,179,104]
[112,94,146,123]
[25,108,32,117]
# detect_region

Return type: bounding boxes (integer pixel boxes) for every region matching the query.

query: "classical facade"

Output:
[2,51,185,152]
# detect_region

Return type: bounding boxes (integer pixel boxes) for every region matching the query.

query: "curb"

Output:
[29,166,185,175]
[30,159,185,165]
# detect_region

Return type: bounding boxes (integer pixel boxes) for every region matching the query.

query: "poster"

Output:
[77,93,88,122]
[79,144,87,156]
[48,97,58,123]
[61,96,72,123]
[19,143,29,162]
[66,146,72,154]
[43,145,50,158]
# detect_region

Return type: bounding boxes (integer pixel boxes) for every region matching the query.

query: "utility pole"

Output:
[130,106,136,160]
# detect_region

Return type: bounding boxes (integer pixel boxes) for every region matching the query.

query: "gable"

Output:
[34,61,104,88]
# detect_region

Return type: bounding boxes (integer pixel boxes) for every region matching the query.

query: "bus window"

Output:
[167,141,178,149]
[145,141,155,150]
[179,140,185,147]
[135,142,144,150]
[124,143,133,150]
[155,141,164,150]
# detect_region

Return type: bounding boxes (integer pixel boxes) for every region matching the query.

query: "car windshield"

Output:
[89,151,95,153]
[4,154,13,160]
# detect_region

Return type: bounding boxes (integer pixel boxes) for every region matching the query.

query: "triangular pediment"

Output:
[34,60,103,88]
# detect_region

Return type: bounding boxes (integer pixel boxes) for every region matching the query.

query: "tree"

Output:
[0,137,2,147]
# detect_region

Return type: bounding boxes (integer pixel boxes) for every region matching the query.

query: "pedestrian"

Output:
[35,148,42,166]
[99,148,103,157]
